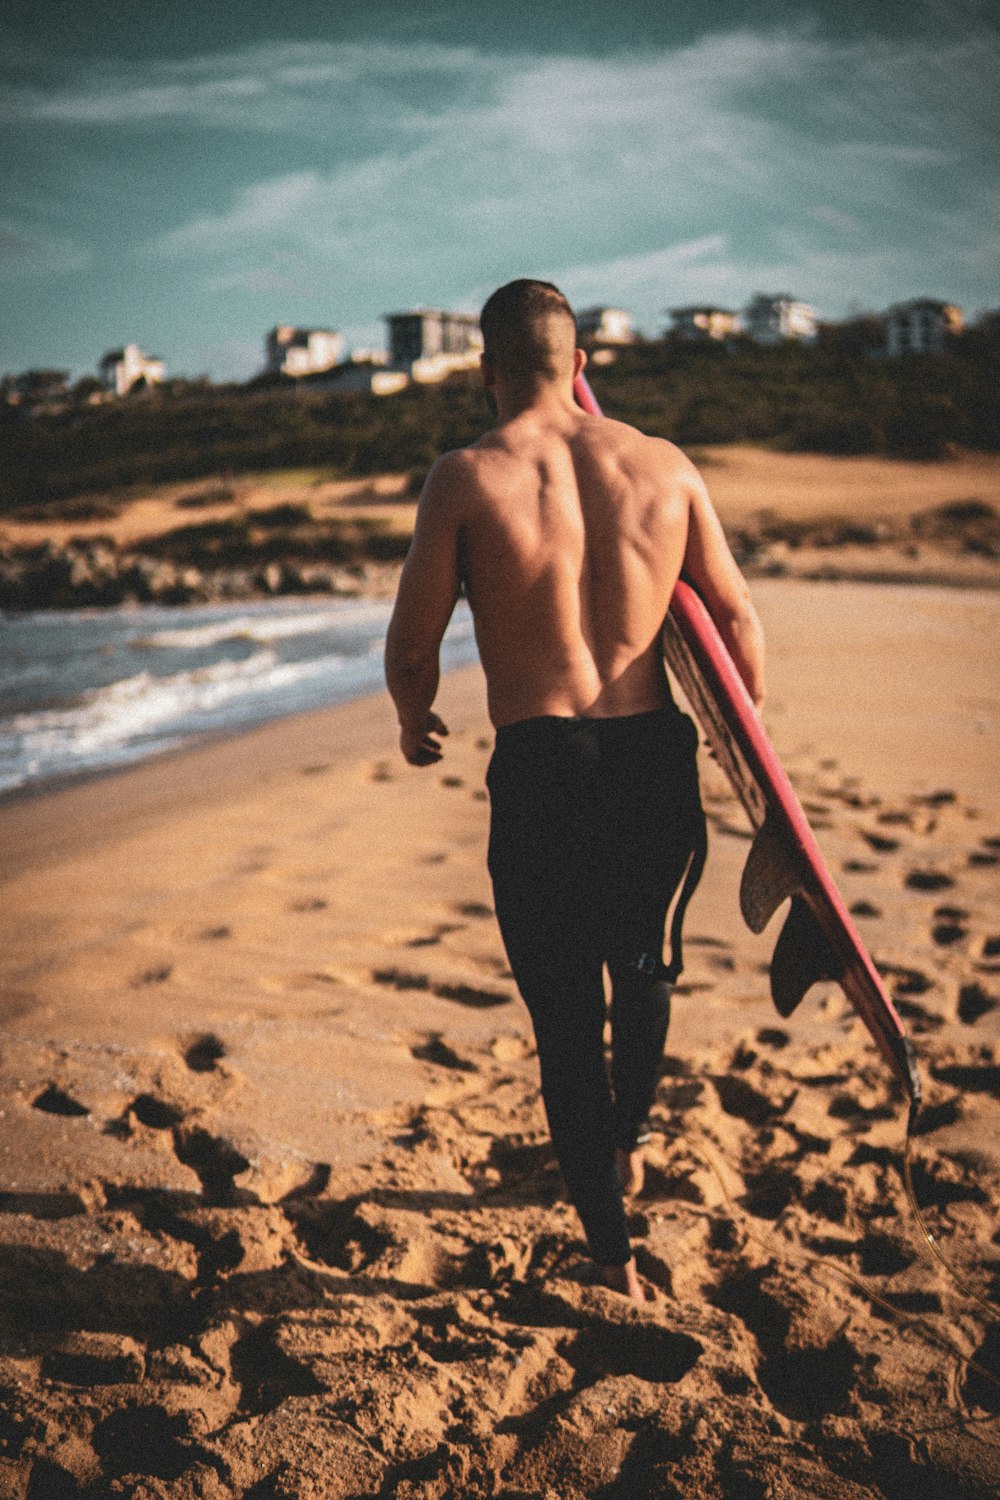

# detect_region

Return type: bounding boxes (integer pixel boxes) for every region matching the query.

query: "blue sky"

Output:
[2,1,997,382]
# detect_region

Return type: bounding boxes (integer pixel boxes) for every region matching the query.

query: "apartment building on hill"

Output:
[266,326,342,378]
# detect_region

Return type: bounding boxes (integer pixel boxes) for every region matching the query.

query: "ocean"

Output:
[0,596,478,797]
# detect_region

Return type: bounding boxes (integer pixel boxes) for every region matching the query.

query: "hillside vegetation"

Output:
[2,324,998,516]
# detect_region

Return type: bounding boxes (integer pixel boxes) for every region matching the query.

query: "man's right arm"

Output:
[681,469,766,707]
[384,453,465,763]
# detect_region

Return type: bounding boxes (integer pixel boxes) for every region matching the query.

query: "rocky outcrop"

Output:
[0,540,377,612]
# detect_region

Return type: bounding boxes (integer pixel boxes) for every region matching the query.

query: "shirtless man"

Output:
[385,279,765,1301]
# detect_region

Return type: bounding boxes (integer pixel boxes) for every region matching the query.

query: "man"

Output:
[385,279,765,1301]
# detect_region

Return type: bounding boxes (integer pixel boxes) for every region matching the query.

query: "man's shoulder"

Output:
[587,415,702,483]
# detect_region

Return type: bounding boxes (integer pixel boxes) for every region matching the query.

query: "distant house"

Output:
[576,307,635,345]
[384,309,483,383]
[266,326,342,378]
[668,306,743,342]
[884,299,963,356]
[99,344,165,396]
[743,295,818,345]
[309,359,409,397]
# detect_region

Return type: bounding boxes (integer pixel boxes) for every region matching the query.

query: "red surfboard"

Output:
[574,371,920,1113]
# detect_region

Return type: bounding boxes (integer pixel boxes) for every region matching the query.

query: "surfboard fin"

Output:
[770,895,844,1017]
[740,812,805,934]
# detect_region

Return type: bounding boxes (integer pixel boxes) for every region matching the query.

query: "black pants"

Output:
[486,704,705,1266]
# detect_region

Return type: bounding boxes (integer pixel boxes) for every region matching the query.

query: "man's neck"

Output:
[493,377,578,425]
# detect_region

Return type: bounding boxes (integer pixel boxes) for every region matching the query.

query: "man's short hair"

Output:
[479,279,577,381]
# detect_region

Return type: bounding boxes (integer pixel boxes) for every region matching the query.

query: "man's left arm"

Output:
[384,454,465,765]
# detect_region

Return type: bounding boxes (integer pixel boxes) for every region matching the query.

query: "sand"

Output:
[2,443,999,555]
[1,569,999,1493]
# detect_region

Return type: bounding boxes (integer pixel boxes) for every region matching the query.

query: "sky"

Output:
[2,0,997,382]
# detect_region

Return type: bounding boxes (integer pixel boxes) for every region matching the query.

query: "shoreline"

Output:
[2,574,998,822]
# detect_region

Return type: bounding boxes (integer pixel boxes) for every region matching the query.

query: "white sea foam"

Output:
[0,596,477,795]
[133,602,390,651]
[1,649,347,791]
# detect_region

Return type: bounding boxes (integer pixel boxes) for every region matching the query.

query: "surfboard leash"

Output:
[902,1104,1000,1328]
[684,1128,1000,1412]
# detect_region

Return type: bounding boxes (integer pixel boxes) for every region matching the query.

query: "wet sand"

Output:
[1,578,998,1498]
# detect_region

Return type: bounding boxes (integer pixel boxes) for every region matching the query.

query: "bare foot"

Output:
[595,1256,644,1302]
[616,1145,645,1198]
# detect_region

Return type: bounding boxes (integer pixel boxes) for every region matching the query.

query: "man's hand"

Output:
[400,711,449,766]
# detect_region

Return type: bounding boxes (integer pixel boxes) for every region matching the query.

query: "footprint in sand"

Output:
[957,983,999,1024]
[371,967,510,1008]
[133,964,173,987]
[849,900,882,919]
[876,810,913,828]
[876,962,933,997]
[172,1124,251,1204]
[405,923,463,949]
[904,868,955,892]
[128,1093,184,1129]
[183,1033,227,1073]
[200,925,231,940]
[711,1074,796,1127]
[890,996,945,1032]
[455,901,494,919]
[434,981,510,1010]
[372,966,430,993]
[32,1084,88,1118]
[969,836,1000,868]
[411,1034,478,1073]
[843,859,879,874]
[860,830,900,853]
[914,789,957,809]
[910,1098,963,1135]
[931,905,968,946]
[440,775,464,789]
[756,1027,791,1049]
[289,897,328,912]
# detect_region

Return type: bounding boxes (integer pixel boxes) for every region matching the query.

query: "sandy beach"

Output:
[1,497,999,1490]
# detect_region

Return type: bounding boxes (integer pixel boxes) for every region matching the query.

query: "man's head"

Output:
[479,279,579,389]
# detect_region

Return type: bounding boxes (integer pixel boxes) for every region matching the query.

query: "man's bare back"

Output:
[441,403,691,727]
[386,379,763,762]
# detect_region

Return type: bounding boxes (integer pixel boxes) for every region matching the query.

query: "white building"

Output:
[310,360,410,397]
[266,326,342,378]
[576,306,635,345]
[743,295,818,345]
[884,299,963,356]
[385,309,483,382]
[99,344,165,396]
[668,306,743,342]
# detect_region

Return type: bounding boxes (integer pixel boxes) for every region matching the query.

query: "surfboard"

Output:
[573,371,921,1113]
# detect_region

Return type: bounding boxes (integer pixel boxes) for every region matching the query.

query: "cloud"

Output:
[2,41,487,135]
[0,220,90,276]
[159,173,323,255]
[130,25,997,326]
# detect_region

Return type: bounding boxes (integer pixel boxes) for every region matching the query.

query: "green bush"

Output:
[3,324,997,516]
